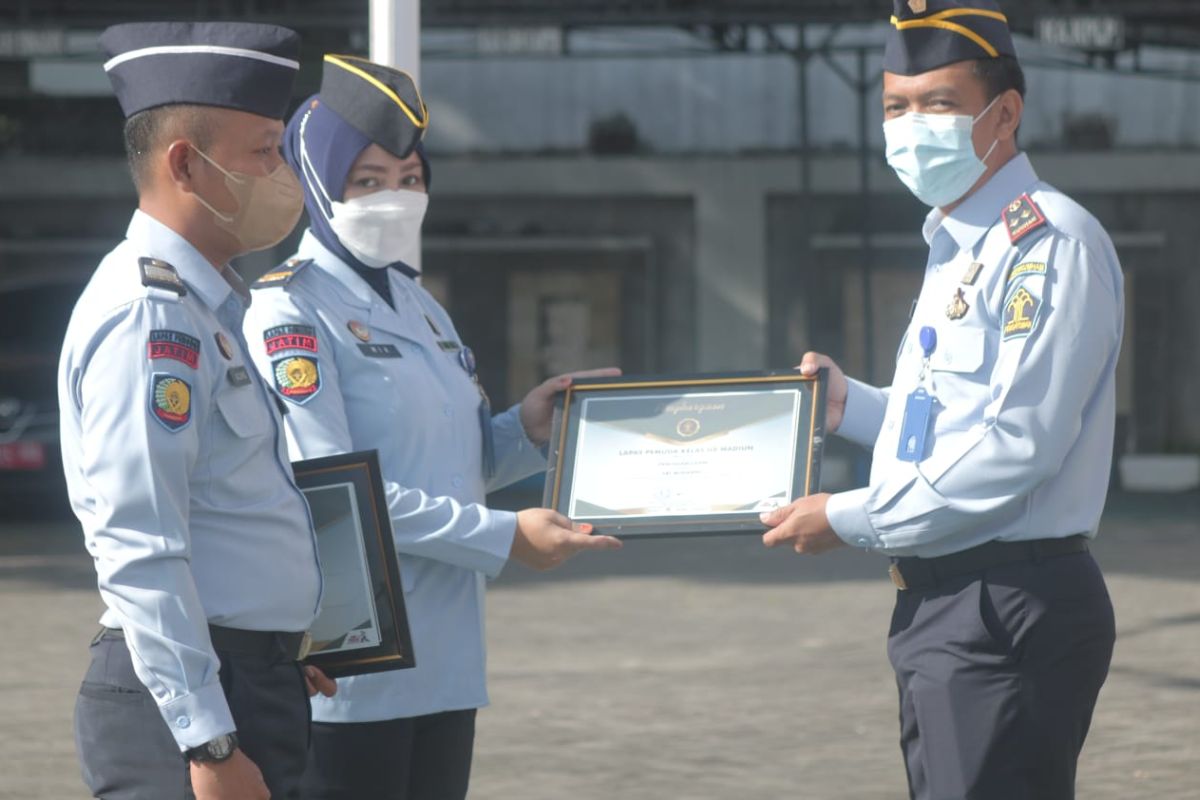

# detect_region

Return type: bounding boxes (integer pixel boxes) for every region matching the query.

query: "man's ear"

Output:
[164,140,196,193]
[997,89,1024,143]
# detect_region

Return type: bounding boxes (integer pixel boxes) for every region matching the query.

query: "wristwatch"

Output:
[185,732,239,763]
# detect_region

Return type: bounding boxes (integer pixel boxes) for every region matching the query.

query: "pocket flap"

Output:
[930,327,985,374]
[215,382,271,439]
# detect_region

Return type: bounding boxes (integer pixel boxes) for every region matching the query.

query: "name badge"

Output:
[226,366,252,387]
[358,343,403,359]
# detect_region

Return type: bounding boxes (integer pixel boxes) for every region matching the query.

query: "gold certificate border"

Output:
[550,373,824,514]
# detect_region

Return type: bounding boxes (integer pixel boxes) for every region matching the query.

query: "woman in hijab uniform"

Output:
[243,55,621,799]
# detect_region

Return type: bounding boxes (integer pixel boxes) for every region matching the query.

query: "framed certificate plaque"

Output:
[292,450,415,677]
[543,370,827,538]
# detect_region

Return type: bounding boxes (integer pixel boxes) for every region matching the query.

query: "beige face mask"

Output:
[190,146,304,253]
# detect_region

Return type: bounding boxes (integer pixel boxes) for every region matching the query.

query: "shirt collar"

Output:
[297,229,374,308]
[921,152,1039,252]
[126,210,236,312]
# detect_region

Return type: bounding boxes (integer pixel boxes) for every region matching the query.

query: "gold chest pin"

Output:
[946,288,970,321]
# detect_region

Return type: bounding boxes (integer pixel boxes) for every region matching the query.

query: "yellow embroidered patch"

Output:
[1007,261,1047,283]
[273,356,321,404]
[1003,286,1042,340]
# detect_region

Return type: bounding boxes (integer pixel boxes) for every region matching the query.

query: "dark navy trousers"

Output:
[74,632,311,800]
[300,710,478,800]
[888,551,1115,800]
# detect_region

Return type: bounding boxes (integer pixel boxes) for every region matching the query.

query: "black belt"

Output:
[101,625,312,661]
[889,535,1089,591]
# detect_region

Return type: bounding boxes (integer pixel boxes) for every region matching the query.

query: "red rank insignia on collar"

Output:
[1002,193,1047,244]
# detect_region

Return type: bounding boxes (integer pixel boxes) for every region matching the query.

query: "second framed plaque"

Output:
[543,370,826,538]
[293,450,416,678]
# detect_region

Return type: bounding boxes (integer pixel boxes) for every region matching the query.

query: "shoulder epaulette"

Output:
[139,257,187,296]
[1002,193,1048,245]
[251,258,313,290]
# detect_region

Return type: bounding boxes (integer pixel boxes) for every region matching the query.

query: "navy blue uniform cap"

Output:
[101,21,301,119]
[318,54,428,159]
[883,0,1017,76]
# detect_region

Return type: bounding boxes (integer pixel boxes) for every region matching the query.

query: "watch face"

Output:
[208,734,236,760]
[191,733,238,763]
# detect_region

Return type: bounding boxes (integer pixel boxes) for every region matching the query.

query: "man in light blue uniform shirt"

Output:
[761,3,1119,798]
[243,56,620,799]
[60,22,333,800]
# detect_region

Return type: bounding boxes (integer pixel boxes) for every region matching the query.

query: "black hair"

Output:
[122,104,214,191]
[973,56,1026,101]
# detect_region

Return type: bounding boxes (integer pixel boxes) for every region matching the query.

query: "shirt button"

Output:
[443,404,453,417]
[887,420,895,431]
[452,475,464,488]
[176,716,190,729]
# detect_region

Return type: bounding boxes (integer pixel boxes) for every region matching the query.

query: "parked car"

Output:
[0,271,88,515]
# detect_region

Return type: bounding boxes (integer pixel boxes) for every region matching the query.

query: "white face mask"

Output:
[328,189,428,269]
[298,110,427,270]
[883,95,1001,208]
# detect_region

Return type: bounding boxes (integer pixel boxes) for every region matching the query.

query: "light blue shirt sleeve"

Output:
[244,291,518,579]
[837,378,890,449]
[827,232,1121,551]
[67,299,234,750]
[486,403,548,493]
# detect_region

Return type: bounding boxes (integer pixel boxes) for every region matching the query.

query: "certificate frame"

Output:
[543,370,826,538]
[292,450,415,677]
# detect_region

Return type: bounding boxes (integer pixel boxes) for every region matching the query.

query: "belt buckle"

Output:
[888,563,908,590]
[297,631,313,661]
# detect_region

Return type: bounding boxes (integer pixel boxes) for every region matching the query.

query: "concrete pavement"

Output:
[1,493,1196,799]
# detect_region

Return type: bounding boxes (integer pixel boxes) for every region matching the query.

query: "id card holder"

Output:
[459,345,496,479]
[477,388,496,480]
[897,388,935,463]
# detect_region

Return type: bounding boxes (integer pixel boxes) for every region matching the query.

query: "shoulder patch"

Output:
[1002,194,1048,245]
[251,258,313,290]
[264,324,318,355]
[147,329,200,368]
[1007,261,1047,284]
[1002,284,1043,341]
[273,356,321,404]
[139,257,187,296]
[149,373,192,431]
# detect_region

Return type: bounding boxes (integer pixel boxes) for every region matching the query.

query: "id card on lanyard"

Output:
[459,346,496,479]
[897,326,939,463]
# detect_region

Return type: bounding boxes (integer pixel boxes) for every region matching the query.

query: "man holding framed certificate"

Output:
[759,4,1120,798]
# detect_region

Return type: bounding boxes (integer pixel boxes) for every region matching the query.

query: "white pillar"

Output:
[368,0,422,273]
[694,165,768,371]
[368,0,421,81]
